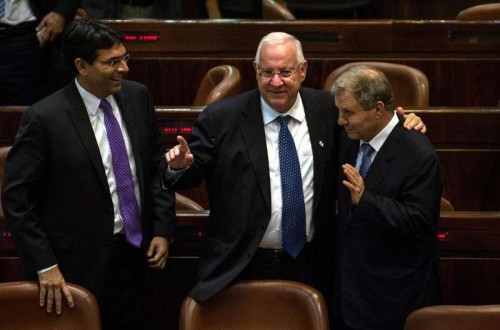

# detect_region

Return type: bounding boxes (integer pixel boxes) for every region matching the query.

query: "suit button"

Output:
[259,225,265,231]
[246,254,251,259]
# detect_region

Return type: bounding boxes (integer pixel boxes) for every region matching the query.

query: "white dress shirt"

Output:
[0,0,36,25]
[356,112,399,170]
[259,93,315,249]
[76,79,141,235]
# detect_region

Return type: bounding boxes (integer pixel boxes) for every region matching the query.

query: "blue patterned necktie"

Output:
[359,143,375,179]
[100,99,142,248]
[277,115,306,258]
[0,0,5,18]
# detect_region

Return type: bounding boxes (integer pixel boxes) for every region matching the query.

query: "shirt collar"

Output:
[75,78,115,116]
[360,111,399,152]
[261,93,305,126]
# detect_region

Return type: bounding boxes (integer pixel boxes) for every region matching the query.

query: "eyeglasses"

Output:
[256,63,302,79]
[97,53,130,68]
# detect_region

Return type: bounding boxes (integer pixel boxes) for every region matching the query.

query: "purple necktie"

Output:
[100,99,142,248]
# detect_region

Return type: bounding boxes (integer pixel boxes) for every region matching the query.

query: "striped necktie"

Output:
[0,0,5,18]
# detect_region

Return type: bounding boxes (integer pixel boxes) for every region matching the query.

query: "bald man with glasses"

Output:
[163,32,426,309]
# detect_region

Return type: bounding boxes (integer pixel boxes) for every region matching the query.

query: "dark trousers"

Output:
[98,235,152,330]
[0,22,43,106]
[237,241,317,289]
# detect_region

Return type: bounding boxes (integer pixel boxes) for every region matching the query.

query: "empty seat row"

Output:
[202,62,430,107]
[1,279,499,329]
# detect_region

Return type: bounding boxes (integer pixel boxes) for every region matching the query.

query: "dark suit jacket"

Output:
[1,80,174,296]
[338,122,442,330]
[164,87,340,301]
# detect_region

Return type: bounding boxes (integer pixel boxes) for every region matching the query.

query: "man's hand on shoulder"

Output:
[396,106,427,133]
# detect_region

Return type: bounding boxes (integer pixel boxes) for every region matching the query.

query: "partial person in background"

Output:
[1,20,174,329]
[151,0,179,19]
[119,0,154,18]
[332,65,442,330]
[79,0,120,19]
[0,0,81,105]
[119,0,180,18]
[218,0,261,18]
[79,0,179,19]
[201,0,261,18]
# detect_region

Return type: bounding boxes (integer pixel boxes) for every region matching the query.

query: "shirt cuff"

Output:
[37,264,58,275]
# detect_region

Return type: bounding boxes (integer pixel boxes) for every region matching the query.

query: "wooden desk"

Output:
[439,211,500,305]
[411,108,500,211]
[2,106,499,211]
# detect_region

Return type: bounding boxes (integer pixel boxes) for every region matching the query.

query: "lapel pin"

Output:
[319,141,324,147]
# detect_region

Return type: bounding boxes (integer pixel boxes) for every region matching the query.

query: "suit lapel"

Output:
[301,89,329,215]
[239,91,271,211]
[340,124,403,232]
[364,123,402,191]
[63,82,110,194]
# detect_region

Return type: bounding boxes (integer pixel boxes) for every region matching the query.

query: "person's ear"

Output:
[374,101,386,117]
[74,58,87,76]
[299,60,308,82]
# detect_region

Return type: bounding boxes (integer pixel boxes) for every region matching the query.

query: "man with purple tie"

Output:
[1,20,174,329]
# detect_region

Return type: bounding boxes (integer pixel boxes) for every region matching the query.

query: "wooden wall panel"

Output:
[441,258,500,305]
[125,58,500,107]
[28,20,500,107]
[102,20,500,107]
[439,150,500,211]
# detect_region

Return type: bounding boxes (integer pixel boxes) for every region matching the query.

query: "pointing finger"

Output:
[177,136,189,152]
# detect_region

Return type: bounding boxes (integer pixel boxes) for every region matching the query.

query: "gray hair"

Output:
[331,65,394,111]
[255,32,305,65]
